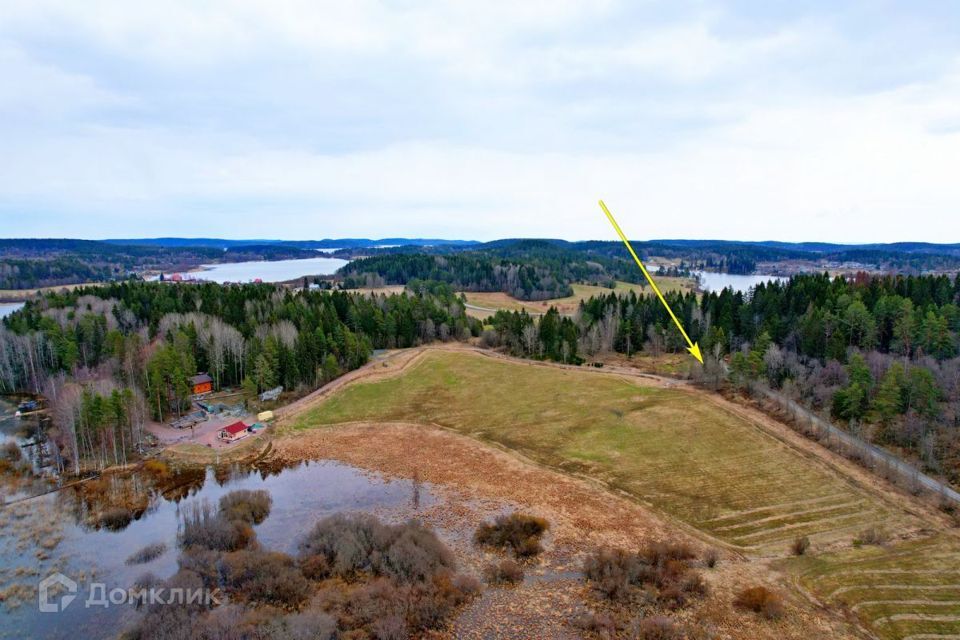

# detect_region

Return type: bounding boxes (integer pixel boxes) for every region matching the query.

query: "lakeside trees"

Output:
[0,281,479,472]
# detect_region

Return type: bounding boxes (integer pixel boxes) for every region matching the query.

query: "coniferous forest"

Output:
[0,281,478,471]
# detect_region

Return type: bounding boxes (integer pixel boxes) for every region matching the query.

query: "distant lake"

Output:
[155,256,349,284]
[694,271,787,294]
[0,302,24,318]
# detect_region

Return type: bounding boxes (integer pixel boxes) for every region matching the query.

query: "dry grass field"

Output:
[791,534,960,639]
[283,348,960,639]
[462,278,694,318]
[0,282,101,302]
[289,350,922,555]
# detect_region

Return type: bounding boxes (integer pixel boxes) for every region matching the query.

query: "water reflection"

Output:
[1,456,436,640]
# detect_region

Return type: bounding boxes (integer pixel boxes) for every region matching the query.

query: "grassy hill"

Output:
[288,348,960,640]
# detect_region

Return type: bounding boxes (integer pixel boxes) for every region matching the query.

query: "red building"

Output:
[190,373,213,395]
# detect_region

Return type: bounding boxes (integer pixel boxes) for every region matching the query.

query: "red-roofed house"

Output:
[218,421,249,443]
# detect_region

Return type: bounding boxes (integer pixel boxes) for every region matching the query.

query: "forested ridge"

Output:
[0,281,477,472]
[0,239,319,289]
[341,253,577,300]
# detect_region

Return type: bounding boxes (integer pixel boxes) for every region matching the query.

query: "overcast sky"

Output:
[1,1,959,242]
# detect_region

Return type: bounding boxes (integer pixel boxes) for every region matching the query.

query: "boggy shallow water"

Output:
[0,459,438,640]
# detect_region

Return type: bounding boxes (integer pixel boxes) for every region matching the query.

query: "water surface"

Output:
[155,257,349,283]
[0,302,25,319]
[694,271,787,294]
[0,459,433,640]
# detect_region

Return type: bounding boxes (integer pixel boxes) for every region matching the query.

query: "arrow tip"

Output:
[687,342,704,365]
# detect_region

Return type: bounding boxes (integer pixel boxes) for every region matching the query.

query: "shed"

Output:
[218,421,249,443]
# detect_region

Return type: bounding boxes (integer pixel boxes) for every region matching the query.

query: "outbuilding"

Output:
[190,373,213,396]
[218,421,249,443]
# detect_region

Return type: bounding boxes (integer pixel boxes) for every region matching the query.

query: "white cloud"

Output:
[0,1,959,241]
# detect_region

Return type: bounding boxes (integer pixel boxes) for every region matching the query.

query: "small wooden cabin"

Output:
[219,421,249,443]
[190,373,213,396]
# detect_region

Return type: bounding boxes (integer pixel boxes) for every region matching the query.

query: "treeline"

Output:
[341,253,574,300]
[0,239,319,289]
[484,287,703,363]
[486,272,960,483]
[0,281,478,471]
[0,257,115,289]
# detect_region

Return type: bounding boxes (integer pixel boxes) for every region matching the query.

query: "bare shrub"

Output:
[128,569,208,639]
[220,549,312,608]
[791,536,811,556]
[179,500,255,551]
[298,513,454,583]
[474,512,549,557]
[633,615,679,640]
[854,526,888,547]
[278,609,337,640]
[583,543,706,608]
[483,559,524,585]
[178,545,222,589]
[582,547,652,600]
[734,586,784,620]
[1,441,22,462]
[126,541,168,565]
[99,506,134,531]
[658,573,707,609]
[142,459,170,478]
[337,570,476,632]
[219,489,273,524]
[573,610,617,635]
[370,613,407,640]
[640,541,696,565]
[451,573,482,597]
[406,569,476,630]
[703,549,719,568]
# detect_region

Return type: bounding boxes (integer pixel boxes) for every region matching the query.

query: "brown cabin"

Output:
[190,373,213,396]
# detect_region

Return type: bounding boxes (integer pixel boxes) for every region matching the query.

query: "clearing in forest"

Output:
[461,278,694,318]
[289,350,919,554]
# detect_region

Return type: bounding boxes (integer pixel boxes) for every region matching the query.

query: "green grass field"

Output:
[791,534,960,640]
[290,350,918,555]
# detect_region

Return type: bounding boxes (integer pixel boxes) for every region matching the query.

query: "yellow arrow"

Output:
[598,200,703,364]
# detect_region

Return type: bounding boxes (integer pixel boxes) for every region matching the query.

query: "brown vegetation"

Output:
[582,542,706,610]
[474,512,549,557]
[734,586,784,620]
[483,559,525,585]
[126,542,167,565]
[219,489,272,524]
[128,492,479,640]
[790,536,810,556]
[298,513,456,583]
[178,500,255,552]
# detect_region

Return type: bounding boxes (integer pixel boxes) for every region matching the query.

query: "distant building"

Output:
[218,421,249,443]
[170,273,183,282]
[190,373,213,395]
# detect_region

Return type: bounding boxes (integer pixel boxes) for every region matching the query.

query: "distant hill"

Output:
[104,237,481,250]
